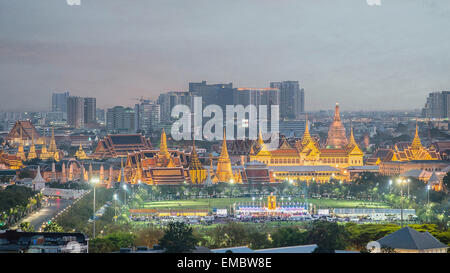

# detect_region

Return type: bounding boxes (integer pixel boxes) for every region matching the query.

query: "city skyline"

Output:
[1,0,450,112]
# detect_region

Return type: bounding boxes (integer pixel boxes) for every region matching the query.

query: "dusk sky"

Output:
[1,0,450,112]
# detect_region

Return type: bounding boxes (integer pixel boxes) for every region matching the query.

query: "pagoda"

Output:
[48,127,60,161]
[27,132,37,161]
[326,103,348,148]
[188,137,207,184]
[75,144,89,160]
[16,128,26,161]
[215,128,234,182]
[157,129,175,167]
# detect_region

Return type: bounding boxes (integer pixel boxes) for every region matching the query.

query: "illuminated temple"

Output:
[4,122,61,163]
[367,124,441,165]
[250,103,364,169]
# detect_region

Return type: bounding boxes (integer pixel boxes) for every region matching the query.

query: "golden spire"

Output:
[301,115,313,146]
[256,129,271,156]
[334,102,341,122]
[49,127,57,153]
[411,122,423,150]
[189,136,206,184]
[348,126,357,147]
[27,131,37,160]
[216,127,233,182]
[17,127,26,161]
[159,128,171,160]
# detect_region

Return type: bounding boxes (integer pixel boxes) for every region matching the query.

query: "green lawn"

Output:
[138,197,389,210]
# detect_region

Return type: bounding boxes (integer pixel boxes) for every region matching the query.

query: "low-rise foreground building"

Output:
[367,227,448,253]
[0,230,88,253]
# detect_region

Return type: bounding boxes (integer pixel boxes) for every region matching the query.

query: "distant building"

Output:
[422,91,450,119]
[157,91,193,122]
[51,91,70,114]
[270,81,304,120]
[106,106,136,133]
[83,97,97,126]
[67,96,85,128]
[189,80,234,111]
[134,99,160,134]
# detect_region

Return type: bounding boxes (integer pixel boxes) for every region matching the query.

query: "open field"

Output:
[138,197,389,211]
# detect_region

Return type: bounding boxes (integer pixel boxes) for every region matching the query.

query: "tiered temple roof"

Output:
[92,134,152,158]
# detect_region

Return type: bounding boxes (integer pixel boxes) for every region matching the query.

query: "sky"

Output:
[1,0,450,112]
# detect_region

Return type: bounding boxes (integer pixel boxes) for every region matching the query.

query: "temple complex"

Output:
[250,104,364,170]
[367,124,441,165]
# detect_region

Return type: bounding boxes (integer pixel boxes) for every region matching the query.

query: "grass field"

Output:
[138,197,389,210]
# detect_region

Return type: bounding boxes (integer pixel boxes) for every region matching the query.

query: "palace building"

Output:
[249,104,364,171]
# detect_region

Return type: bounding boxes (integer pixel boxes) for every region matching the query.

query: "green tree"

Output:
[18,221,35,232]
[306,221,349,252]
[43,222,64,232]
[271,227,306,248]
[159,222,198,253]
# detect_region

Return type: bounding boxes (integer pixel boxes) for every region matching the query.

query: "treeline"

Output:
[88,221,450,253]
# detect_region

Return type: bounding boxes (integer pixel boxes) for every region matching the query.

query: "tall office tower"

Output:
[135,99,160,134]
[157,91,194,122]
[106,106,136,133]
[51,91,70,112]
[67,96,85,128]
[189,81,234,110]
[270,81,304,120]
[233,87,280,138]
[422,91,450,119]
[83,97,97,125]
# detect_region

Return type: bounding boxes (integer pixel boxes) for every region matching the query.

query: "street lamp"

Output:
[389,180,392,194]
[113,193,118,219]
[90,177,100,239]
[426,185,430,205]
[123,183,128,205]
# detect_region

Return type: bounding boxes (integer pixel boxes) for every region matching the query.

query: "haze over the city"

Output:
[1,0,450,112]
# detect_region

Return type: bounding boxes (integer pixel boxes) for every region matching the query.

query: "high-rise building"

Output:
[270,81,304,120]
[67,96,85,129]
[157,91,194,122]
[135,99,160,134]
[422,91,450,119]
[189,81,234,110]
[106,106,136,133]
[83,97,97,125]
[51,91,70,113]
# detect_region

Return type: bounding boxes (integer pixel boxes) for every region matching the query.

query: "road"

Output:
[16,198,74,230]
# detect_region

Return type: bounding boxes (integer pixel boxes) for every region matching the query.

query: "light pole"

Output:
[389,180,392,194]
[426,185,430,205]
[91,178,100,239]
[407,179,410,198]
[396,178,408,228]
[113,193,118,219]
[123,184,127,205]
